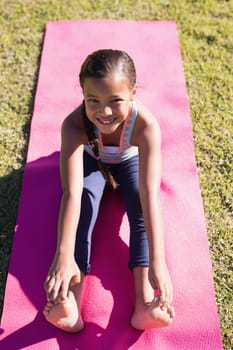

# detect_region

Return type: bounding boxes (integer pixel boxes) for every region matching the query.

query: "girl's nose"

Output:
[99,104,112,116]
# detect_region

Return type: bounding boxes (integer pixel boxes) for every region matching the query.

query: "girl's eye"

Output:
[88,98,99,103]
[113,98,123,103]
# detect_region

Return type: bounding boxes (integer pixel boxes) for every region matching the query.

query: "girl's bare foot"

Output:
[131,296,175,330]
[43,290,84,333]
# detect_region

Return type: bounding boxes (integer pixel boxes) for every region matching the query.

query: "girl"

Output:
[43,49,175,332]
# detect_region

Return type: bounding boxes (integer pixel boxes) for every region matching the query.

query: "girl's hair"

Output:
[79,49,136,190]
[79,49,136,89]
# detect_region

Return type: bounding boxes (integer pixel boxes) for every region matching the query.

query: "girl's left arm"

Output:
[138,116,173,306]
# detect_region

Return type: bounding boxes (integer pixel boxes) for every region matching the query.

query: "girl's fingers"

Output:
[44,275,55,296]
[44,275,51,290]
[45,275,72,303]
[47,278,62,302]
[159,285,166,304]
[159,282,173,307]
[58,281,70,303]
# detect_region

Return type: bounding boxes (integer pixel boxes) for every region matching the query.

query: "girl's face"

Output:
[82,72,136,135]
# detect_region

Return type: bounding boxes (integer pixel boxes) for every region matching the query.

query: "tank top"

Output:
[84,101,138,164]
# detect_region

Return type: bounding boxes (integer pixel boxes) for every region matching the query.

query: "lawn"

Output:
[0,1,232,348]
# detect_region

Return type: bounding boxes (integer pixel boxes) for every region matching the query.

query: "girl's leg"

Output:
[75,152,106,274]
[112,156,149,271]
[112,157,174,329]
[44,152,106,332]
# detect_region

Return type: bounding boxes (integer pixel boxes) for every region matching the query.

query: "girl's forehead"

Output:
[83,74,131,95]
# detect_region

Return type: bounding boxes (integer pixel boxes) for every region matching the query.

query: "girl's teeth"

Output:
[98,118,115,124]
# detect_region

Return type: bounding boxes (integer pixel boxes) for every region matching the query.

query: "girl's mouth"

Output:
[96,117,117,125]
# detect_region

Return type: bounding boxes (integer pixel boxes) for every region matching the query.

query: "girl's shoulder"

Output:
[136,100,159,126]
[132,100,161,144]
[62,104,88,146]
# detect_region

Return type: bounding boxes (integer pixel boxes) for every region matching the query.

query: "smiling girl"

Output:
[43,49,175,332]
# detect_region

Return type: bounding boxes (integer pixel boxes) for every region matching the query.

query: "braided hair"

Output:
[82,101,118,190]
[79,49,136,190]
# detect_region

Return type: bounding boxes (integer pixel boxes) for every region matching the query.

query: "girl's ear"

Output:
[130,83,137,99]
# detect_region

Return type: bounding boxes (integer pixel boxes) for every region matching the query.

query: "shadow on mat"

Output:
[0,152,143,349]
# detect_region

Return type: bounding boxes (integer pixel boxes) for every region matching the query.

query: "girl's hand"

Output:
[44,253,81,303]
[148,261,173,306]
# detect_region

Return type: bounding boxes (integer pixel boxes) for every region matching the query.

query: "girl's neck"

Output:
[100,122,124,146]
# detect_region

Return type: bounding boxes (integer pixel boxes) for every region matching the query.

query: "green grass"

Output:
[0,0,232,348]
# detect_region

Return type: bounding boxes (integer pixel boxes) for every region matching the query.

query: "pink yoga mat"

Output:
[0,20,223,349]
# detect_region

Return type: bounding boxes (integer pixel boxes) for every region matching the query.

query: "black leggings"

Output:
[75,151,149,274]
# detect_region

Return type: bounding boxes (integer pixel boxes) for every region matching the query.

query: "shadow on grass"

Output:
[0,167,23,319]
[0,29,46,319]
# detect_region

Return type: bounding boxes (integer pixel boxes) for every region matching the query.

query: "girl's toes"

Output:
[43,308,49,316]
[46,301,54,307]
[168,306,175,318]
[44,301,54,314]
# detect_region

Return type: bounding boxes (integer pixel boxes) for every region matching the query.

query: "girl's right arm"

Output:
[45,108,86,303]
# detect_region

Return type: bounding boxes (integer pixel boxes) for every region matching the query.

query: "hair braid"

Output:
[82,102,118,190]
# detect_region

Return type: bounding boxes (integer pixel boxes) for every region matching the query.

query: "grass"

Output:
[0,0,232,348]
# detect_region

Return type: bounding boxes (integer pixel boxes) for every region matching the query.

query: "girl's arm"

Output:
[137,115,173,306]
[45,110,85,303]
